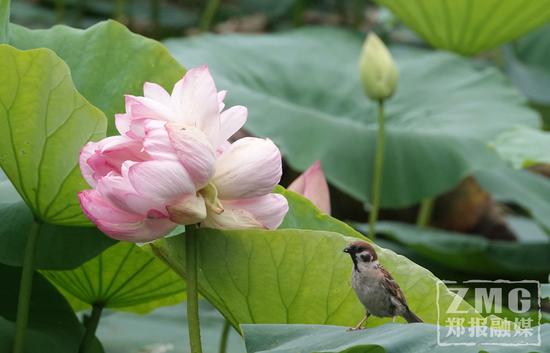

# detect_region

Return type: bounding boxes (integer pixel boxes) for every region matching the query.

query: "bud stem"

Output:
[416,197,434,228]
[368,100,386,240]
[186,224,203,353]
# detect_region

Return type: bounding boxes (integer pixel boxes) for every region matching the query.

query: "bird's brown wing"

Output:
[378,265,408,306]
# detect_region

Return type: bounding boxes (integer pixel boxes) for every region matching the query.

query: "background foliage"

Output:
[1,0,550,352]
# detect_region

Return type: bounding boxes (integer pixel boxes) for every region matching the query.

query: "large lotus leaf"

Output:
[490,127,550,169]
[8,0,55,29]
[367,221,550,279]
[0,144,115,270]
[43,241,186,314]
[97,302,245,353]
[475,168,550,231]
[242,324,550,353]
[151,189,480,330]
[376,0,550,56]
[0,44,106,225]
[164,27,539,208]
[8,20,185,135]
[0,201,115,270]
[507,216,550,243]
[503,24,550,106]
[0,264,104,353]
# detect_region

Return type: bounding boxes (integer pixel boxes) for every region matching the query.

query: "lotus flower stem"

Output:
[200,0,221,31]
[74,0,85,26]
[293,0,307,26]
[79,304,104,353]
[149,0,159,35]
[416,197,434,228]
[54,0,66,23]
[368,100,386,240]
[0,0,10,43]
[218,319,231,353]
[352,0,364,27]
[186,224,203,353]
[12,218,41,353]
[114,0,126,22]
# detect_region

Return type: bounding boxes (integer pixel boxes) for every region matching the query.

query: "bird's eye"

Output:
[360,253,372,262]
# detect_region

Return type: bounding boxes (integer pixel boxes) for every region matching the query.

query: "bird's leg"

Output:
[348,312,370,331]
[392,316,396,323]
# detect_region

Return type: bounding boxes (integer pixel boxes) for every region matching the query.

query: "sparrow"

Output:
[343,240,422,329]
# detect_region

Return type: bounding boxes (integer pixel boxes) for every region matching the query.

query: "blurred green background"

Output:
[9,0,378,39]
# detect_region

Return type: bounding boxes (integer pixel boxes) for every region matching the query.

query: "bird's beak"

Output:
[343,246,352,254]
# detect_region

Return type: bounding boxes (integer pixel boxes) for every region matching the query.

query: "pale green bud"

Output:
[358,32,398,100]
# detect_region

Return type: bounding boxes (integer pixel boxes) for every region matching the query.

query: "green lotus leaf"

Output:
[0,44,106,225]
[366,220,550,279]
[475,167,550,231]
[376,0,550,55]
[0,201,115,270]
[242,323,550,353]
[43,241,186,314]
[503,24,550,106]
[0,264,104,353]
[151,189,481,330]
[9,20,185,135]
[164,27,539,208]
[490,127,550,169]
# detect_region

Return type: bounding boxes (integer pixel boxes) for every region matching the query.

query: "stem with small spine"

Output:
[12,218,41,353]
[79,304,104,353]
[368,99,386,240]
[186,224,203,353]
[218,319,231,353]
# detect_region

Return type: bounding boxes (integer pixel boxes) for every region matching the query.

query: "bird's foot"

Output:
[347,326,366,331]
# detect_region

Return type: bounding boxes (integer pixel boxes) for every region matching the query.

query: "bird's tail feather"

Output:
[403,310,422,323]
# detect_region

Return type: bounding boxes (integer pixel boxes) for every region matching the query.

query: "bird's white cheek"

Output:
[357,260,379,272]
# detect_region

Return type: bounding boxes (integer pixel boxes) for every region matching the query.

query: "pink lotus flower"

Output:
[288,161,331,214]
[78,66,288,242]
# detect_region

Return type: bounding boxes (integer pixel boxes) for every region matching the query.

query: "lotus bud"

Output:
[288,161,331,215]
[358,32,398,100]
